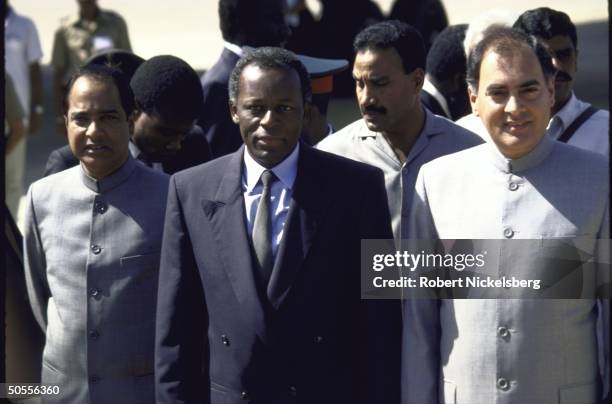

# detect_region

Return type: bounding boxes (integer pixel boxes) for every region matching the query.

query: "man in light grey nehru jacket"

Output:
[23,64,168,403]
[404,27,609,403]
[317,20,481,240]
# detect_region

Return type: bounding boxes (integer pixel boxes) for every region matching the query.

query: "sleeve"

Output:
[359,167,402,404]
[22,185,50,331]
[596,201,610,399]
[5,74,25,125]
[25,18,43,63]
[51,27,67,71]
[116,14,132,52]
[43,147,78,177]
[401,167,441,404]
[155,175,208,404]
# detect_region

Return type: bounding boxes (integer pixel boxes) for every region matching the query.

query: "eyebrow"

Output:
[485,80,540,92]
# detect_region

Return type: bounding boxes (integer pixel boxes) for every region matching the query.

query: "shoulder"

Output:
[552,141,608,173]
[101,9,128,24]
[29,165,81,201]
[133,163,170,188]
[427,113,483,146]
[419,143,487,177]
[316,119,371,152]
[173,151,233,185]
[58,14,78,30]
[304,145,384,187]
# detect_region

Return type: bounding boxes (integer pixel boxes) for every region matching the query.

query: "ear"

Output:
[303,102,312,126]
[468,84,479,115]
[412,68,425,91]
[127,110,137,135]
[229,101,240,124]
[546,76,555,108]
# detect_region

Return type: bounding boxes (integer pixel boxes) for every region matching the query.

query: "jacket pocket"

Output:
[559,381,597,404]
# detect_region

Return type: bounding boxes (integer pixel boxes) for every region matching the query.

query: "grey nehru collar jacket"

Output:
[80,154,137,193]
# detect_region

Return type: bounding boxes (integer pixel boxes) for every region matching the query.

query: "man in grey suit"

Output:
[23,64,169,403]
[404,27,609,403]
[317,20,482,240]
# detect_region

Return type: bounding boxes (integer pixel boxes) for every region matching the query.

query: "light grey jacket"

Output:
[404,134,609,404]
[23,156,169,404]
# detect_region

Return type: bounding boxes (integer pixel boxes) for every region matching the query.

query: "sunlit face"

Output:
[470,45,554,159]
[230,65,305,168]
[540,35,577,109]
[65,76,132,179]
[353,47,423,136]
[132,111,194,162]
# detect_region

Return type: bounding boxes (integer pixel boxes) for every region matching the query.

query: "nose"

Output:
[504,94,524,115]
[260,109,276,128]
[85,119,104,139]
[358,84,376,107]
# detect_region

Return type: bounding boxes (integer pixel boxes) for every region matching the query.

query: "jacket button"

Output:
[89,288,100,297]
[503,228,514,238]
[221,335,230,346]
[497,377,509,390]
[90,375,100,383]
[91,245,102,254]
[89,330,100,340]
[497,326,510,338]
[508,182,519,191]
[314,335,324,344]
[95,201,107,213]
[240,391,249,400]
[289,385,297,397]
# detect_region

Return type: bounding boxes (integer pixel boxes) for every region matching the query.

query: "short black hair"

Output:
[130,55,204,122]
[426,24,468,82]
[466,26,555,91]
[229,47,312,104]
[85,49,145,80]
[64,63,135,116]
[218,0,289,47]
[513,7,577,49]
[353,20,426,74]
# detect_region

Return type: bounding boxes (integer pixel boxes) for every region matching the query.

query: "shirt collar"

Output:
[224,41,245,57]
[487,132,555,174]
[549,92,584,131]
[243,143,300,192]
[422,78,451,118]
[80,154,137,193]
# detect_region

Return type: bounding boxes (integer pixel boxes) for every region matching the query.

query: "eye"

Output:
[372,79,389,87]
[354,79,364,89]
[246,105,266,114]
[277,105,294,113]
[71,116,89,126]
[101,114,120,122]
[521,87,540,100]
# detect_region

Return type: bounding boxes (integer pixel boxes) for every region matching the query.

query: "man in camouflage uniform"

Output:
[52,0,131,135]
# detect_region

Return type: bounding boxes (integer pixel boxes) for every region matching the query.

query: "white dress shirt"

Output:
[547,92,609,156]
[242,144,299,258]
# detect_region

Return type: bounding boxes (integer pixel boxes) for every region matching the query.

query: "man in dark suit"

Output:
[420,24,471,121]
[197,0,289,158]
[44,54,211,176]
[155,47,401,404]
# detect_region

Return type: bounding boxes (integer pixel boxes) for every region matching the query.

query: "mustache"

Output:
[363,105,387,114]
[555,70,573,82]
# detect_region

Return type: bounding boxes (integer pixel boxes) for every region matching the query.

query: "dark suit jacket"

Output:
[197,48,243,158]
[43,126,212,177]
[155,144,401,404]
[420,89,450,119]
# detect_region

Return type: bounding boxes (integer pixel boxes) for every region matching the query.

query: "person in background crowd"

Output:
[421,24,471,121]
[514,7,609,156]
[44,52,211,176]
[5,74,26,157]
[155,46,401,404]
[4,0,43,219]
[296,54,349,145]
[389,0,448,52]
[52,0,131,136]
[317,21,481,240]
[197,0,290,158]
[283,0,319,55]
[404,26,609,404]
[24,64,168,403]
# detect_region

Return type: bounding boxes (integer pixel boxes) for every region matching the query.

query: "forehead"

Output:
[542,34,574,51]
[353,47,404,75]
[238,64,302,100]
[68,75,122,110]
[479,46,545,87]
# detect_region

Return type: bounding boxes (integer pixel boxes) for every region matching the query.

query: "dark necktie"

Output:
[252,170,277,283]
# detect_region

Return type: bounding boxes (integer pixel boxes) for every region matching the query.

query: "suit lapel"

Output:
[267,145,326,308]
[202,147,268,341]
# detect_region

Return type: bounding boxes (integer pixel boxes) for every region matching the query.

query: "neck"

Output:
[382,105,425,157]
[552,94,571,116]
[80,6,99,21]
